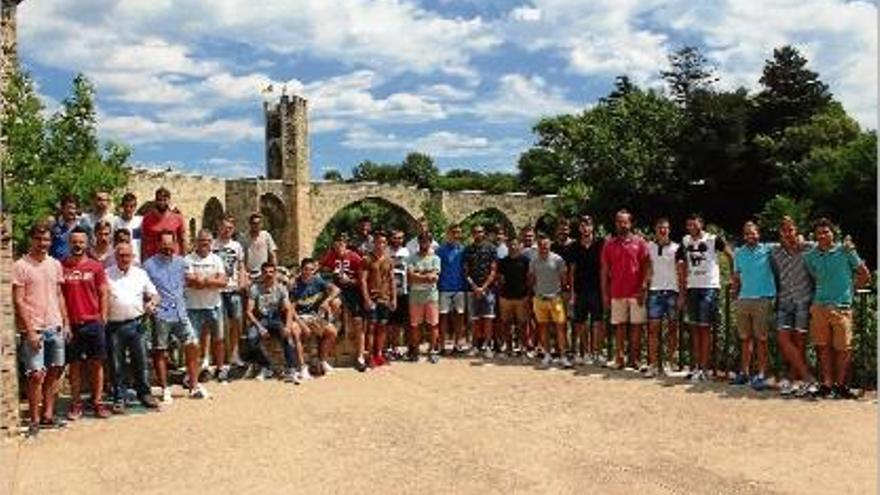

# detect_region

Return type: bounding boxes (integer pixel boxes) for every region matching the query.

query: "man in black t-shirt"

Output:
[497,237,531,356]
[463,225,498,357]
[567,215,606,365]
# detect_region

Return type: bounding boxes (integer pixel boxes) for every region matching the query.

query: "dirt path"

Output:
[1,359,876,495]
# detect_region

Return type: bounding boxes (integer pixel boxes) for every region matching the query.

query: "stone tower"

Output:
[263,94,312,263]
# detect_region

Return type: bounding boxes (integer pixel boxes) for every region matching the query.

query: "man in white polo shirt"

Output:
[106,241,161,413]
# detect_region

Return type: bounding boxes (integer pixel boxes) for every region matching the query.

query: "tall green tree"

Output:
[661,46,718,106]
[1,69,130,251]
[399,151,439,189]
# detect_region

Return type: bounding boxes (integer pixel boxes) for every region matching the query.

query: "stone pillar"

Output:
[0,218,18,437]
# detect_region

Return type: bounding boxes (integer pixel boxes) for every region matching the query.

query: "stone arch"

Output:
[457,207,516,237]
[259,192,287,259]
[201,197,225,233]
[311,196,421,257]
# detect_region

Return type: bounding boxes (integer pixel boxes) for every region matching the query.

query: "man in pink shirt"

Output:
[601,209,651,369]
[13,223,70,437]
[61,226,111,420]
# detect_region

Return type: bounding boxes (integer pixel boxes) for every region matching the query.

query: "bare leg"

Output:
[87,358,104,404]
[26,371,45,424]
[68,361,83,403]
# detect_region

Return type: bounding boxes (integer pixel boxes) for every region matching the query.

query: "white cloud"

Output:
[99,114,262,145]
[469,74,581,122]
[341,125,525,158]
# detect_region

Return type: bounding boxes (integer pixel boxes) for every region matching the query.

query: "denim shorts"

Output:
[776,299,810,332]
[648,290,678,321]
[365,302,392,323]
[67,320,108,361]
[221,291,243,319]
[687,288,719,325]
[152,318,197,350]
[439,291,466,315]
[19,326,66,372]
[468,291,496,320]
[188,307,225,340]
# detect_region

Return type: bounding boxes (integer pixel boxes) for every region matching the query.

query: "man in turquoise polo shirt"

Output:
[730,221,776,391]
[803,218,870,399]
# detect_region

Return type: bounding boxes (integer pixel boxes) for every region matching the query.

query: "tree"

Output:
[322,169,343,181]
[399,151,439,189]
[2,68,130,251]
[752,45,832,136]
[351,160,400,183]
[661,46,718,106]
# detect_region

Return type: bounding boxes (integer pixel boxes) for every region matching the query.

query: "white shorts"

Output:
[439,292,466,315]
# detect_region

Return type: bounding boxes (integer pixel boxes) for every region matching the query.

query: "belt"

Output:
[536,294,560,300]
[108,315,144,326]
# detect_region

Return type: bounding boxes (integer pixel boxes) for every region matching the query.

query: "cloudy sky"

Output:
[16,0,878,179]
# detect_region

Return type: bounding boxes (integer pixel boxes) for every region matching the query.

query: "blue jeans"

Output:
[246,315,298,369]
[107,318,151,402]
[19,326,66,373]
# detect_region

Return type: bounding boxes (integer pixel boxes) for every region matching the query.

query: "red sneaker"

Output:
[369,355,381,368]
[67,401,83,421]
[93,402,111,419]
[376,354,388,367]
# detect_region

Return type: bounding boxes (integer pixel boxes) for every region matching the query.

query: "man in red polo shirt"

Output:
[601,209,651,369]
[61,226,111,419]
[141,187,186,260]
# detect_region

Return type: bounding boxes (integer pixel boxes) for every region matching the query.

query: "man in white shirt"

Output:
[645,218,682,377]
[105,241,160,412]
[242,212,277,276]
[406,217,439,255]
[213,215,248,367]
[185,229,229,382]
[113,193,143,265]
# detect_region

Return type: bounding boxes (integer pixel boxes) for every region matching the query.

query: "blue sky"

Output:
[16,0,878,179]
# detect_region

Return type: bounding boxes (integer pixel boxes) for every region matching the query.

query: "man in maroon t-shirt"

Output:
[601,210,651,369]
[61,226,110,419]
[320,233,368,371]
[141,187,186,260]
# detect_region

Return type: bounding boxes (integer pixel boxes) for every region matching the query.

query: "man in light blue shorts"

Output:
[436,224,467,353]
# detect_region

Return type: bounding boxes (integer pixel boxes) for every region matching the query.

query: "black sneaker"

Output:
[26,422,40,438]
[832,385,856,400]
[816,384,832,398]
[39,416,67,430]
[355,357,368,373]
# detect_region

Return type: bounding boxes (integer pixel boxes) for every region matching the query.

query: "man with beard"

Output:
[144,230,208,401]
[568,216,606,366]
[61,226,111,420]
[14,223,70,436]
[141,188,186,260]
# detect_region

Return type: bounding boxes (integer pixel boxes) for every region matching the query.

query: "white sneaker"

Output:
[525,350,536,360]
[320,361,335,374]
[257,367,274,381]
[779,378,794,396]
[560,356,573,369]
[299,366,313,381]
[540,354,552,369]
[200,357,210,371]
[643,365,657,379]
[690,369,703,383]
[284,368,301,384]
[483,348,494,359]
[190,384,210,399]
[161,387,173,404]
[573,356,584,366]
[466,347,480,357]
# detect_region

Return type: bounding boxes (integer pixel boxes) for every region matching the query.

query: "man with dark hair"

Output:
[321,232,367,371]
[407,233,442,362]
[405,217,438,254]
[141,187,186,260]
[803,218,870,398]
[290,257,340,375]
[729,221,776,391]
[497,236,530,358]
[464,224,498,358]
[354,215,374,255]
[245,261,300,382]
[14,223,70,436]
[213,214,248,368]
[242,212,277,276]
[569,215,606,366]
[50,195,90,260]
[82,190,117,235]
[144,230,207,401]
[113,192,143,265]
[387,228,410,360]
[61,226,111,420]
[530,233,570,368]
[437,224,467,353]
[90,220,114,264]
[361,230,396,368]
[679,213,732,382]
[601,210,651,370]
[645,217,681,376]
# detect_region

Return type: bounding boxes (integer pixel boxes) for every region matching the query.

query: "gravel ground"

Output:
[1,358,876,495]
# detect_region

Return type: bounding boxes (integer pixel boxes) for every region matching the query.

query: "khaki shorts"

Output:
[610,298,646,325]
[809,305,853,351]
[532,296,566,325]
[735,298,772,340]
[499,297,529,325]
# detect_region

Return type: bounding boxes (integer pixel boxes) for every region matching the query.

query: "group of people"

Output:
[13,188,871,438]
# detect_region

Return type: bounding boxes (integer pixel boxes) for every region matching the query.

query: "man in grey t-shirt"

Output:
[528,234,570,368]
